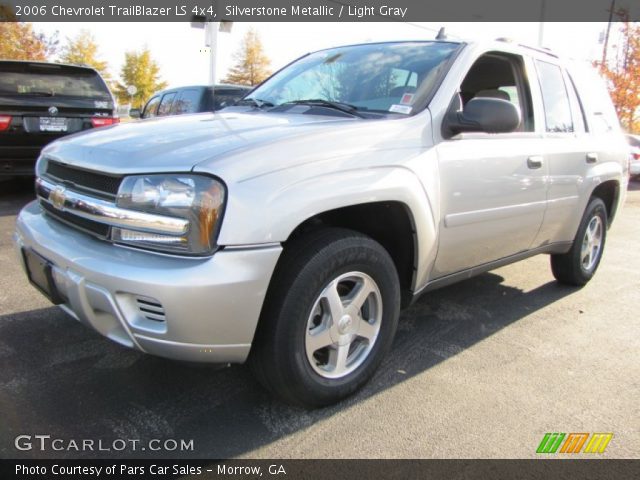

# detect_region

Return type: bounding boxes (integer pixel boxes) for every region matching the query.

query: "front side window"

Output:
[245,42,460,117]
[142,96,160,118]
[157,93,176,117]
[459,52,535,131]
[535,60,574,133]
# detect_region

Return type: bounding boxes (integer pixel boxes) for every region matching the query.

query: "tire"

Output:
[551,197,607,286]
[249,227,401,407]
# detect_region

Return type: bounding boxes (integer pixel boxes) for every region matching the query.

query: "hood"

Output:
[41,111,356,174]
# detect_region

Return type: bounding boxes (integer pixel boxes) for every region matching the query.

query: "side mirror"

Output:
[129,108,141,119]
[444,97,521,136]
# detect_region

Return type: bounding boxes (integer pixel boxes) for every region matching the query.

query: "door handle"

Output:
[527,156,544,169]
[586,152,598,163]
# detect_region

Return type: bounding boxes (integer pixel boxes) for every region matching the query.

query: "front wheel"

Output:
[250,228,401,407]
[551,197,607,286]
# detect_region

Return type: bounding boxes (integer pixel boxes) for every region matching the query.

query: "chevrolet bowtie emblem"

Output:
[50,185,67,210]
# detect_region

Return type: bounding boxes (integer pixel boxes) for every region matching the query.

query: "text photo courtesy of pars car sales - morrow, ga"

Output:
[1,1,640,479]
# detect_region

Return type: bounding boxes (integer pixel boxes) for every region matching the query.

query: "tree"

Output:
[114,48,167,108]
[595,15,640,133]
[0,21,58,61]
[58,30,110,82]
[222,28,272,86]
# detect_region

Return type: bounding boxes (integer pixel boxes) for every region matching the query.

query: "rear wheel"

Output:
[551,197,607,286]
[250,228,401,407]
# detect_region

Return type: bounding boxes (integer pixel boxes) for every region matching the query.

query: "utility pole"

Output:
[537,0,546,47]
[602,0,616,66]
[206,22,219,84]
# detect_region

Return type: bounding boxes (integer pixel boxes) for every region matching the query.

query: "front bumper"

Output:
[15,201,282,363]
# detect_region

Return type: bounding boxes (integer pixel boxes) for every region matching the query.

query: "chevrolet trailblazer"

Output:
[15,40,628,406]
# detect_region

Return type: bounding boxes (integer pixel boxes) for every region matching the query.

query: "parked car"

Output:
[15,40,628,407]
[0,61,117,177]
[627,134,640,179]
[134,84,251,119]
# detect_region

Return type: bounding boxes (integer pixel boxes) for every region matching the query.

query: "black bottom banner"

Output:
[2,459,640,480]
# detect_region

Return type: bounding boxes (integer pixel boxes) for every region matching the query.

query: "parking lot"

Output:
[1,179,639,459]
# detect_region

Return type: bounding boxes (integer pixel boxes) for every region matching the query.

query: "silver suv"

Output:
[15,40,628,406]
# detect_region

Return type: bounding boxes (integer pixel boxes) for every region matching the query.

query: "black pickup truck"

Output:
[0,61,117,177]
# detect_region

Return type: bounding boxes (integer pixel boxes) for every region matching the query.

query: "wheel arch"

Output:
[589,179,620,227]
[285,201,418,307]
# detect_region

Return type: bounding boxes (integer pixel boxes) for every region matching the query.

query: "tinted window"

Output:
[157,93,176,116]
[536,60,573,133]
[213,89,247,110]
[173,89,201,115]
[0,63,110,99]
[142,96,161,118]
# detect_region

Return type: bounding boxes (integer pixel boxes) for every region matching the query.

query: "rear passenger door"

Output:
[530,60,593,246]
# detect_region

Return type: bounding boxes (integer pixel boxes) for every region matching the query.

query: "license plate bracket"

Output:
[22,249,64,305]
[39,117,68,132]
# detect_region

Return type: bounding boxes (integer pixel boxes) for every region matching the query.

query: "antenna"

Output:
[435,27,447,40]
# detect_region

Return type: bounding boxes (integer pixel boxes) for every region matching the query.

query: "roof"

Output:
[0,59,100,72]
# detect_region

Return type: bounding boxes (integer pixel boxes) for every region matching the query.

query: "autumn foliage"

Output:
[222,28,272,86]
[0,22,58,61]
[595,18,640,133]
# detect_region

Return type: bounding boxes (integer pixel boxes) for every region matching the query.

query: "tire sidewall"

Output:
[279,237,400,404]
[574,199,607,282]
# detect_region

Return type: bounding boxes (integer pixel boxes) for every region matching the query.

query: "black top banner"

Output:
[1,0,639,22]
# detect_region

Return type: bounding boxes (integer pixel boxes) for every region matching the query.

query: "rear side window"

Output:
[173,89,201,115]
[0,63,110,99]
[157,93,176,116]
[142,96,161,118]
[535,60,573,133]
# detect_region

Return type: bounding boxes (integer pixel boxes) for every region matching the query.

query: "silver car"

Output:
[15,40,628,406]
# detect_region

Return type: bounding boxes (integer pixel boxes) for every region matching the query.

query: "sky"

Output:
[32,22,609,89]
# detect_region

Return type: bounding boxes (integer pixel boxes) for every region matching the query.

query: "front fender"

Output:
[217,166,438,291]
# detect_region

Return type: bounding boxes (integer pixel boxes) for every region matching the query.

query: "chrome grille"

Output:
[44,160,122,199]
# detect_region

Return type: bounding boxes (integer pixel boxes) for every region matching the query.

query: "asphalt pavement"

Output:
[1,178,639,459]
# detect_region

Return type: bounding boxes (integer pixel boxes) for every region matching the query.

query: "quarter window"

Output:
[535,61,574,133]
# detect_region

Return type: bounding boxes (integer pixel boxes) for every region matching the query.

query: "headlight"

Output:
[112,174,225,255]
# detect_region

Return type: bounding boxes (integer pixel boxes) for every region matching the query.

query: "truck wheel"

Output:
[250,228,401,407]
[551,197,607,286]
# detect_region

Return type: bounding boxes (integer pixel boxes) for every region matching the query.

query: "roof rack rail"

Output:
[516,43,559,58]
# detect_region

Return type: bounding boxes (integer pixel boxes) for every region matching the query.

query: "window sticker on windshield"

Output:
[389,104,412,114]
[400,93,414,105]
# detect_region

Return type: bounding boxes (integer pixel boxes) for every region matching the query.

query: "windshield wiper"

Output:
[236,98,274,108]
[282,99,365,118]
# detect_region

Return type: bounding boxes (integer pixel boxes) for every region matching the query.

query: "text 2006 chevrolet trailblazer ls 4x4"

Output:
[15,40,629,406]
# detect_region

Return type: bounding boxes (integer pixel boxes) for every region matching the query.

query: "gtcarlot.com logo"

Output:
[15,435,194,452]
[536,433,613,454]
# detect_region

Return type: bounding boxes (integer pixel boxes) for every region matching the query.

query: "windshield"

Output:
[0,65,111,99]
[245,41,460,117]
